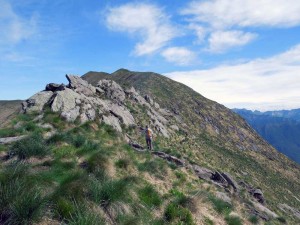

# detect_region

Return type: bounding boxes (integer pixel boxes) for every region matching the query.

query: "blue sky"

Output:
[1,0,300,111]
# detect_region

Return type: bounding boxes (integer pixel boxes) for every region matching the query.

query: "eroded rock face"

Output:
[51,88,81,112]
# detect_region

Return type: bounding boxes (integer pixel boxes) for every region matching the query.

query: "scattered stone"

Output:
[170,125,179,131]
[0,135,27,144]
[251,201,278,219]
[152,151,185,166]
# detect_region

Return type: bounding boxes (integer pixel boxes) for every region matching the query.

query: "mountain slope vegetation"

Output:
[0,69,299,224]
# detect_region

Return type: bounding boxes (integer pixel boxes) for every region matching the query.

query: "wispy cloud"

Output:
[165,44,300,111]
[161,47,196,65]
[0,0,37,45]
[105,3,178,56]
[182,0,300,53]
[208,30,257,53]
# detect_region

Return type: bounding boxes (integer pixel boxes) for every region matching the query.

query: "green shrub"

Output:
[12,133,49,159]
[248,215,259,224]
[0,128,19,138]
[225,215,242,225]
[67,209,105,225]
[55,197,76,220]
[164,203,194,224]
[53,145,76,158]
[277,216,287,223]
[9,188,46,225]
[87,151,109,174]
[0,177,46,225]
[138,185,162,208]
[209,195,232,214]
[78,140,100,155]
[72,134,87,148]
[204,217,214,225]
[89,178,130,208]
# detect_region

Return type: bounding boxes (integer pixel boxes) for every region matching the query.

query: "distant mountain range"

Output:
[233,108,300,164]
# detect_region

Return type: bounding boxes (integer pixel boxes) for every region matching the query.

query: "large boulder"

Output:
[51,88,81,113]
[66,75,96,96]
[61,106,80,122]
[22,91,53,113]
[102,115,122,132]
[109,103,135,126]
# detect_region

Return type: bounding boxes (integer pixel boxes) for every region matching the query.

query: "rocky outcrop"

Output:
[97,79,125,102]
[22,91,53,113]
[66,75,96,96]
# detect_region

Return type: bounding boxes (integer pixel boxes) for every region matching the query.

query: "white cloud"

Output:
[208,30,257,53]
[106,3,177,56]
[0,0,37,45]
[165,44,300,111]
[182,0,300,53]
[161,47,196,65]
[182,0,300,29]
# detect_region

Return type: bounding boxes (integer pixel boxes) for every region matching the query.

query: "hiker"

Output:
[145,125,153,150]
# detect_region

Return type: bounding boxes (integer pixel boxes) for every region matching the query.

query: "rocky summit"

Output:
[0,69,300,225]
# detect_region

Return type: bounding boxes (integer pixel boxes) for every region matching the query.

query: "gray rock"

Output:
[252,201,278,219]
[170,125,179,131]
[152,151,185,166]
[221,172,239,192]
[192,165,214,181]
[23,91,53,113]
[0,135,27,144]
[61,106,80,122]
[109,103,135,126]
[102,115,122,132]
[250,188,265,204]
[45,83,65,92]
[144,95,154,105]
[154,102,160,109]
[51,88,81,112]
[66,75,96,96]
[97,79,126,102]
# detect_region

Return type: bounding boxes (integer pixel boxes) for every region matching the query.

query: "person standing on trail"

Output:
[145,125,153,150]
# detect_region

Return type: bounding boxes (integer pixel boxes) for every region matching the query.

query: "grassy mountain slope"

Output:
[234,109,300,164]
[83,69,300,216]
[0,70,299,224]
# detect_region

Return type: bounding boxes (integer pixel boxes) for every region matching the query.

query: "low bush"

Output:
[209,195,232,214]
[164,203,194,225]
[12,133,49,159]
[88,178,131,209]
[248,215,259,224]
[138,185,162,208]
[225,215,243,225]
